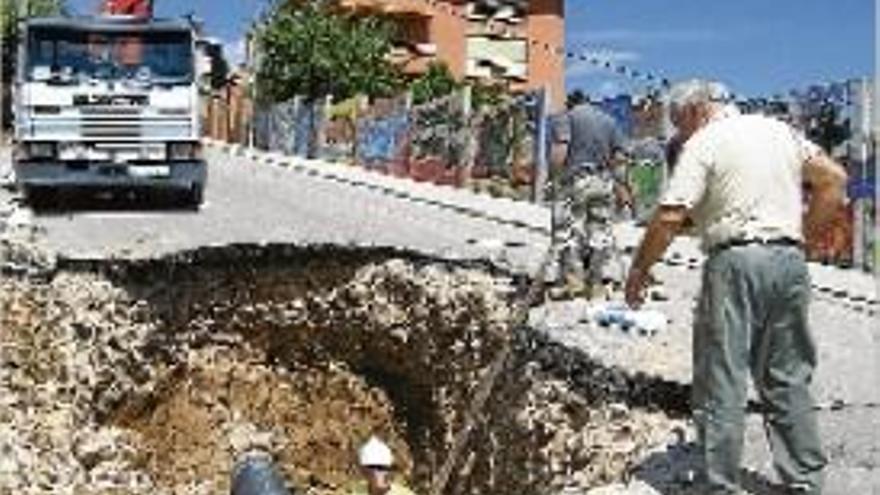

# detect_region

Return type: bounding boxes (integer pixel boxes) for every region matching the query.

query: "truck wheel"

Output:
[188,184,204,209]
[25,186,57,209]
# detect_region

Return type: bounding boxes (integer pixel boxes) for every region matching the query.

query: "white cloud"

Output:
[224,37,248,66]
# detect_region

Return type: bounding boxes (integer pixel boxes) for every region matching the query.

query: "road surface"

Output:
[1,143,877,494]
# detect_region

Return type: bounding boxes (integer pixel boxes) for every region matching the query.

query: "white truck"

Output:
[12,15,206,206]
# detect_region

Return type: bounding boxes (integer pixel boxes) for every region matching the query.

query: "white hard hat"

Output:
[358,436,393,468]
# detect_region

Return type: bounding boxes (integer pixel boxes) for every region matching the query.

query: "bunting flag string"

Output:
[363,0,860,102]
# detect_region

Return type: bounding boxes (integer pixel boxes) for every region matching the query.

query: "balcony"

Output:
[467,0,526,23]
[337,0,433,17]
[387,43,438,77]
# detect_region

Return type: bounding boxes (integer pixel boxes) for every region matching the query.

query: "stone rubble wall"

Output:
[1,231,683,494]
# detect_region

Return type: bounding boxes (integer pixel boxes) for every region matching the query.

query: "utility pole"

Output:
[532,85,550,204]
[848,78,876,272]
[874,0,879,284]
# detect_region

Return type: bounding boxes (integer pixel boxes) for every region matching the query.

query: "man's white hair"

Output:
[667,79,732,114]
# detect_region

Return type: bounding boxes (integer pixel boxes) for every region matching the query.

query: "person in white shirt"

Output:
[625,79,847,494]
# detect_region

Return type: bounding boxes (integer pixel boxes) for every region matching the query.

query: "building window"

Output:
[466,36,527,80]
[468,0,527,22]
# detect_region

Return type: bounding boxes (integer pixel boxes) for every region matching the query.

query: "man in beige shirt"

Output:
[625,80,847,494]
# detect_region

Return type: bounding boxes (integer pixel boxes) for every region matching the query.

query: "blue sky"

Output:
[66,0,875,98]
[565,0,875,98]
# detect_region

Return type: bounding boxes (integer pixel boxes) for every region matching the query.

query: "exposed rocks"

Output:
[0,200,55,277]
[0,246,681,494]
[0,273,158,494]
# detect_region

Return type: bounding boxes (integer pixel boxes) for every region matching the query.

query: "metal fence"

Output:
[252,88,552,200]
[253,97,327,158]
[248,89,680,216]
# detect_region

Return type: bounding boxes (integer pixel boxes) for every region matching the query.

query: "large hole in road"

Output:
[0,246,687,494]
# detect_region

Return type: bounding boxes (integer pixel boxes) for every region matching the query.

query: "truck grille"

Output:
[81,122,143,138]
[27,110,193,141]
[80,106,142,116]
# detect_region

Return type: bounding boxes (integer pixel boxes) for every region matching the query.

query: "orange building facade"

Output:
[339,0,566,110]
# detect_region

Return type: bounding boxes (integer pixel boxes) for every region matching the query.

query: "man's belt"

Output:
[710,237,803,255]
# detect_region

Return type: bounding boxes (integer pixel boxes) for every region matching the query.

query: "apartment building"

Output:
[339,0,566,110]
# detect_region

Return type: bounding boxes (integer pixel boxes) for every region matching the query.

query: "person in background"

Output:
[342,436,417,495]
[665,132,686,174]
[549,91,632,299]
[625,79,847,494]
[231,450,294,495]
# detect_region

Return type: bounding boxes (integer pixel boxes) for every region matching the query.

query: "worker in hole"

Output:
[340,436,417,495]
[625,79,847,495]
[549,90,633,300]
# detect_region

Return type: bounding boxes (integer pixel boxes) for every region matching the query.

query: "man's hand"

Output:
[625,267,648,309]
[624,206,689,309]
[614,183,634,212]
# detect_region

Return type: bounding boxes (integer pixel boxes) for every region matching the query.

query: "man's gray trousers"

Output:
[693,244,827,494]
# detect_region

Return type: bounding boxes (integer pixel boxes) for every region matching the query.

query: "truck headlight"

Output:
[15,142,57,161]
[167,142,202,160]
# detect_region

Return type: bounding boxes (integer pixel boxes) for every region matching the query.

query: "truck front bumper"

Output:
[13,160,207,191]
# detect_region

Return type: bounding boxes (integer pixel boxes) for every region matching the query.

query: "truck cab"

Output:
[12,15,206,206]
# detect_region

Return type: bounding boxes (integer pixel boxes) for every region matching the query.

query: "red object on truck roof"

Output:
[103,0,152,17]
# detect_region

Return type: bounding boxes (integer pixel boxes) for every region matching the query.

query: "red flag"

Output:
[103,0,152,17]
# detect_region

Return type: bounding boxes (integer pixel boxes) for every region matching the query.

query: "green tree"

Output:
[807,103,850,153]
[2,0,66,40]
[2,0,66,128]
[255,0,401,104]
[410,61,460,105]
[471,81,507,111]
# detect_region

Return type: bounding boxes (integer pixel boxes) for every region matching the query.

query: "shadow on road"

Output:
[24,188,202,215]
[631,442,789,495]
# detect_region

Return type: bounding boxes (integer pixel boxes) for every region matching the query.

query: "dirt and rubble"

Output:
[0,220,686,495]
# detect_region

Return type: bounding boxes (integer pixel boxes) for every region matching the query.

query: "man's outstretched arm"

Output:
[624,206,689,308]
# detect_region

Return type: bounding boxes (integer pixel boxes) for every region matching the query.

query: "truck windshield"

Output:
[27,27,193,83]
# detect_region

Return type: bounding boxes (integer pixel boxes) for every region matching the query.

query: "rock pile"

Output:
[0,272,158,493]
[1,246,682,494]
[0,199,55,277]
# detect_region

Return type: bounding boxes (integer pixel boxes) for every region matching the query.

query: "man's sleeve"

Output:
[551,113,571,143]
[659,137,710,209]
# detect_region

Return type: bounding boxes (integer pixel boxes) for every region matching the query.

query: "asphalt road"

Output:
[1,146,551,272]
[1,143,877,494]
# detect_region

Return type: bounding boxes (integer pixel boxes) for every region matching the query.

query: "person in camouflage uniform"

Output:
[550,93,631,299]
